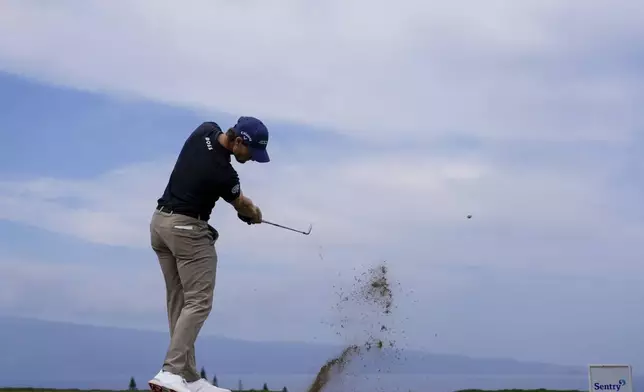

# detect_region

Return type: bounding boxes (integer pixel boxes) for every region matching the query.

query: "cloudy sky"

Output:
[1,0,643,370]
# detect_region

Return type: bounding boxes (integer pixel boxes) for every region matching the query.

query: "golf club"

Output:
[262,219,312,235]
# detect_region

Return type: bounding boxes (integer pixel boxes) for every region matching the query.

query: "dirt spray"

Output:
[306,262,404,392]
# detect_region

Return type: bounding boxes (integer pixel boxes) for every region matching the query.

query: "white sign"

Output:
[589,364,633,392]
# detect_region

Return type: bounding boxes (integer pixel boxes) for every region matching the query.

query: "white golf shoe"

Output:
[148,370,191,392]
[186,378,231,392]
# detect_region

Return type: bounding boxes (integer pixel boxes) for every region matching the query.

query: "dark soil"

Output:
[305,344,360,392]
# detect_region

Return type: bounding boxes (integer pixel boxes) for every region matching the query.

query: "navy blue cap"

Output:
[232,116,270,163]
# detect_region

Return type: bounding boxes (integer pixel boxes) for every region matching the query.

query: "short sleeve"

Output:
[188,121,220,140]
[220,168,241,203]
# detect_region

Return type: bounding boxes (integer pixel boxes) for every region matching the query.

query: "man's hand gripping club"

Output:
[229,191,262,225]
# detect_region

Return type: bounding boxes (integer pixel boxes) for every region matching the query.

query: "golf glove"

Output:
[238,213,254,225]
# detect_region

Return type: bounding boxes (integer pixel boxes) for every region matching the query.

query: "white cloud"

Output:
[0,0,642,143]
[0,250,462,347]
[0,146,639,277]
[0,256,161,317]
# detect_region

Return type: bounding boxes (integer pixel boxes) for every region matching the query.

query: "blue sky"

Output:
[1,0,643,372]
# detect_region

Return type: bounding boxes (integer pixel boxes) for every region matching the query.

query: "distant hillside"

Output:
[0,316,584,389]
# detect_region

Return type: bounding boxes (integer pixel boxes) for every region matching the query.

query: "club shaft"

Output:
[262,219,310,235]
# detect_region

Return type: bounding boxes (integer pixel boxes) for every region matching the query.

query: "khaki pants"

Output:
[150,209,218,382]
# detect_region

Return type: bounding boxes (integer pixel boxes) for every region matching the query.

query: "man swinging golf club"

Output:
[148,116,269,392]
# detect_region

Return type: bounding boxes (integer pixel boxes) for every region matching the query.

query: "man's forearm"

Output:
[235,195,257,217]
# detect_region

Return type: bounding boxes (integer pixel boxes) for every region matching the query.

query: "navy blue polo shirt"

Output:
[156,122,241,221]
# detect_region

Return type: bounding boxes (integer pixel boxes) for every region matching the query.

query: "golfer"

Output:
[148,116,270,392]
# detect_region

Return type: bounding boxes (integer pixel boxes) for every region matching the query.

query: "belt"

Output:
[156,205,205,221]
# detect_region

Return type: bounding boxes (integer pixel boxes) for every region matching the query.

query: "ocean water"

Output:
[211,374,595,392]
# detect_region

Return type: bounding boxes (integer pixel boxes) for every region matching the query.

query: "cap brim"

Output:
[250,147,270,163]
